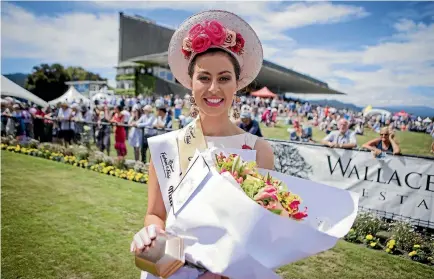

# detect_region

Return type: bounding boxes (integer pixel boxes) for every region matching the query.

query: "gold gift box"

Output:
[135,235,185,278]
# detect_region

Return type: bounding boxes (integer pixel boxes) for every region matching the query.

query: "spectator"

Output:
[96,105,111,156]
[33,106,45,142]
[289,119,313,143]
[362,127,401,157]
[57,102,74,146]
[238,111,263,137]
[110,105,127,160]
[321,119,357,149]
[128,107,142,161]
[136,105,156,163]
[154,104,169,130]
[174,95,183,119]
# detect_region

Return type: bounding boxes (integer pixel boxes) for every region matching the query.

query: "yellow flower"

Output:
[366,235,373,241]
[370,242,376,247]
[409,251,417,257]
[385,248,391,253]
[49,156,53,159]
[84,163,88,167]
[413,244,420,249]
[73,163,78,167]
[389,239,396,245]
[110,171,114,175]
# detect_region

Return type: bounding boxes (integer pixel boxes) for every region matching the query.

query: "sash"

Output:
[148,117,207,213]
[176,117,207,175]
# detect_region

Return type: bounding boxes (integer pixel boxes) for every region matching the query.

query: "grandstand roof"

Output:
[118,13,345,95]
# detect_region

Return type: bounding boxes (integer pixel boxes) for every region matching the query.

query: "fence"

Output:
[358,206,434,230]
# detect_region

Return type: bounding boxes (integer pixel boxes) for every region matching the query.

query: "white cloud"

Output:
[1,3,118,69]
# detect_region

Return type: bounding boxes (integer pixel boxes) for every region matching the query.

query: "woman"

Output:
[362,127,401,157]
[57,102,74,147]
[289,119,313,143]
[96,105,111,156]
[136,105,156,163]
[130,10,274,279]
[128,107,142,161]
[111,105,127,160]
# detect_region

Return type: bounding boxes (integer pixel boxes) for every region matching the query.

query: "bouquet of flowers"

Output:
[161,148,359,279]
[215,153,308,220]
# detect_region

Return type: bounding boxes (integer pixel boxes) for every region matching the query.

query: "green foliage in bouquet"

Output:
[215,153,308,220]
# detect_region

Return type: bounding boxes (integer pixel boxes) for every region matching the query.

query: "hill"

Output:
[377,106,434,117]
[284,96,434,117]
[3,73,28,87]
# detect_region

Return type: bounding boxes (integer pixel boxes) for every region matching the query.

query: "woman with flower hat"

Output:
[131,10,274,278]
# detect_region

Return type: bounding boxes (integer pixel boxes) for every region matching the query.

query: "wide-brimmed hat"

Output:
[143,105,153,112]
[168,10,263,91]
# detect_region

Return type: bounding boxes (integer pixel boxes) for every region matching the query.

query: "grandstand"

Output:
[116,13,345,96]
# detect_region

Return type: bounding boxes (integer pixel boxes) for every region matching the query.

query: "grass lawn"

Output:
[260,122,433,157]
[2,152,434,279]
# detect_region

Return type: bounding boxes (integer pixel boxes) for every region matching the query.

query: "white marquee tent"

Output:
[91,92,114,102]
[48,86,90,105]
[1,75,49,107]
[363,108,392,119]
[423,117,432,123]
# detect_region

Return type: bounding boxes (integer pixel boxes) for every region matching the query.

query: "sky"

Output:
[1,1,434,108]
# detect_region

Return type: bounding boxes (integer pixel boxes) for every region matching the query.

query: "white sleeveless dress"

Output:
[141,132,258,279]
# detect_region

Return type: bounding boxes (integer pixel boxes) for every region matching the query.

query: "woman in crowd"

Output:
[128,107,143,161]
[96,105,111,156]
[111,105,127,160]
[57,102,74,146]
[362,127,401,157]
[135,105,156,163]
[71,104,83,144]
[130,10,273,278]
[289,119,314,143]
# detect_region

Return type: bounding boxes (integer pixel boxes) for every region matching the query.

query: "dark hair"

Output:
[188,48,241,81]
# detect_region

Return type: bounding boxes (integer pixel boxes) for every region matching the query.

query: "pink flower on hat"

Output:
[222,29,237,48]
[181,20,245,58]
[182,37,192,52]
[230,33,245,55]
[188,23,204,39]
[191,33,212,53]
[204,20,226,45]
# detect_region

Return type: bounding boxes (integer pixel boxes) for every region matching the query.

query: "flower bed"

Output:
[344,212,434,265]
[1,139,148,184]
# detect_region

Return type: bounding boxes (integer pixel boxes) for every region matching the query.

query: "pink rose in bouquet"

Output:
[215,153,308,221]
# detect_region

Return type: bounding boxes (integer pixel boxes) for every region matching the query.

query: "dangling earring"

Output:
[232,95,240,119]
[189,96,199,118]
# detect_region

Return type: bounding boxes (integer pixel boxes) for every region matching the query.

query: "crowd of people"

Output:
[2,93,434,161]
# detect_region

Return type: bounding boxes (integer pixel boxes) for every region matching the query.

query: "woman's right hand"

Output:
[130,224,164,254]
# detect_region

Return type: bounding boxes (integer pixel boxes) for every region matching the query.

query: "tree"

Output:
[25,63,106,102]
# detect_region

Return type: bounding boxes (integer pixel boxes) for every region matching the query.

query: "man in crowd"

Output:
[321,119,357,149]
[238,111,263,137]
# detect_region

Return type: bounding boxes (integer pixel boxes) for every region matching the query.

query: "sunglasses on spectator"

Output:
[380,133,389,136]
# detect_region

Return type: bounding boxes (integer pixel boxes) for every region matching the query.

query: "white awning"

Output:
[1,75,49,107]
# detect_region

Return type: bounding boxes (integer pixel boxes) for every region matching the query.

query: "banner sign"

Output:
[269,141,434,227]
